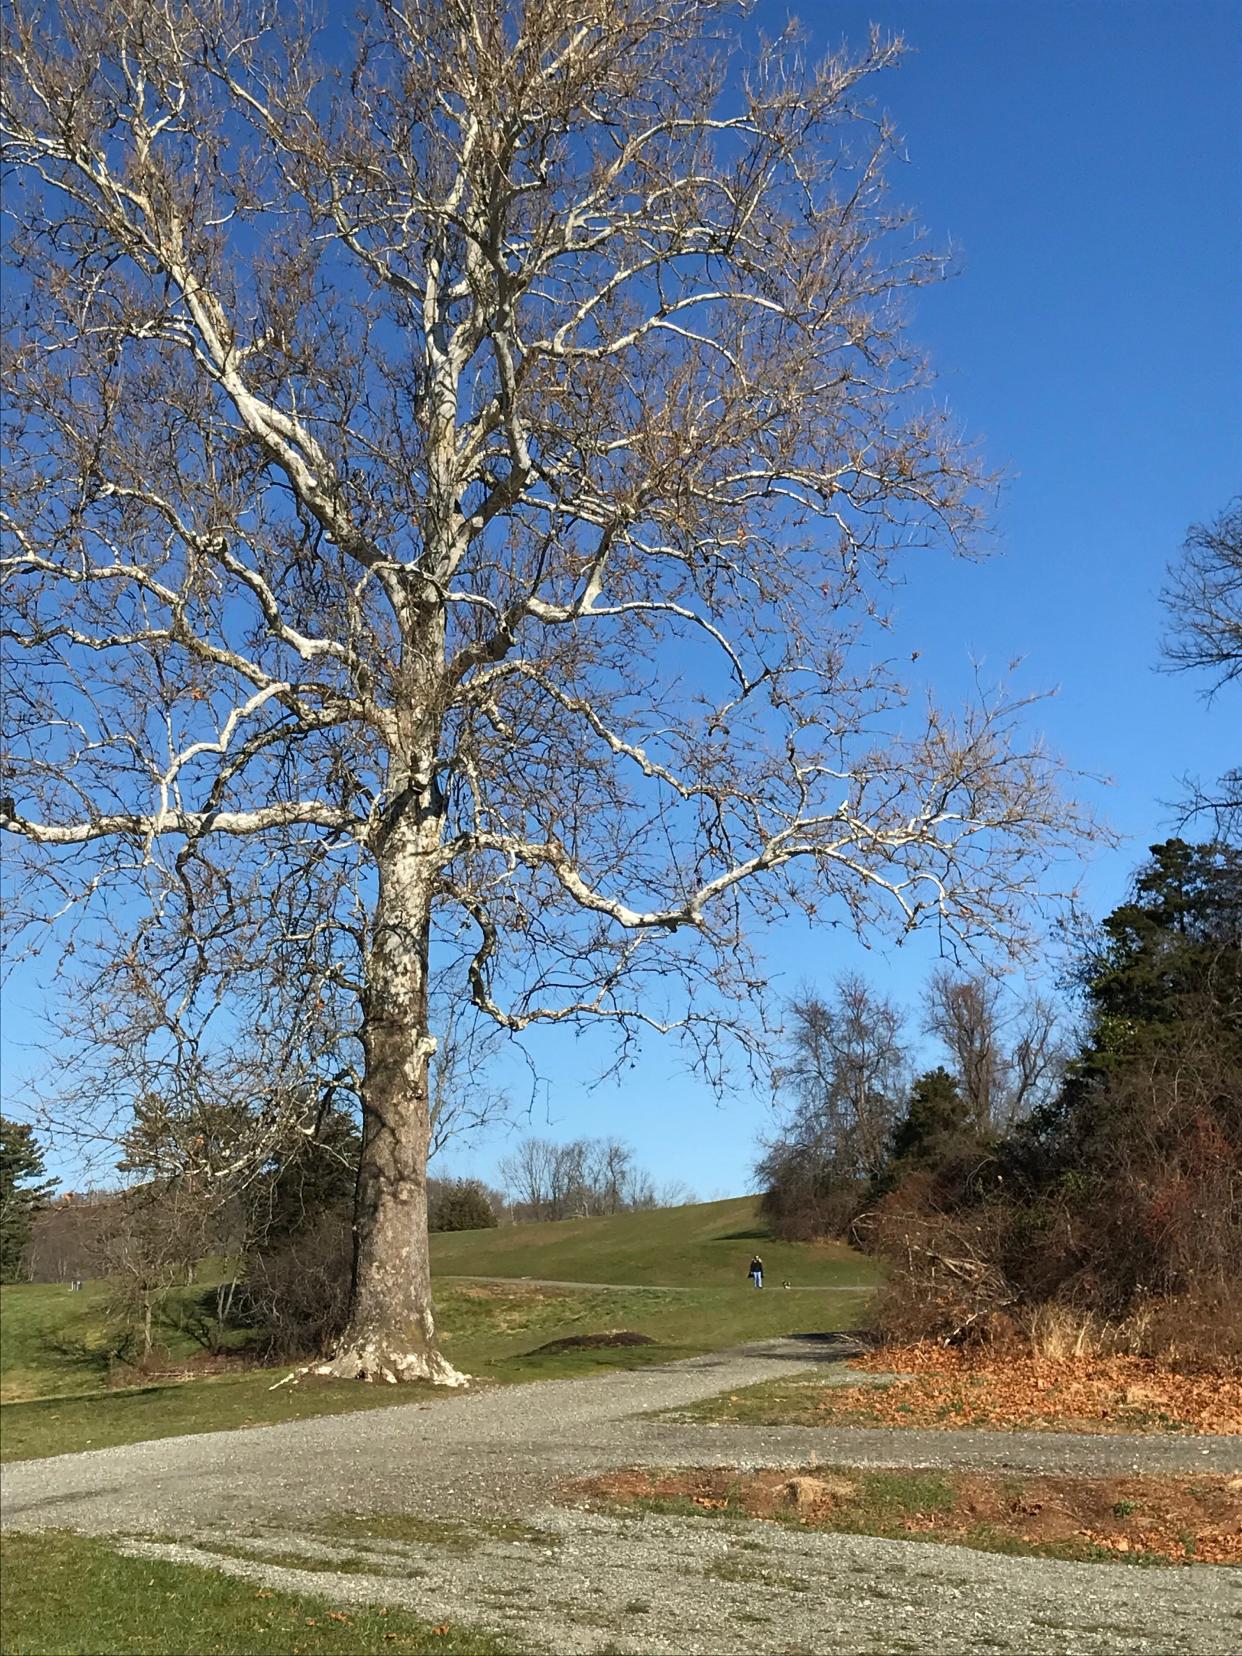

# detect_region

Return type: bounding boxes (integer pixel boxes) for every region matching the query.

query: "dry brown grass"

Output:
[568,1464,1242,1566]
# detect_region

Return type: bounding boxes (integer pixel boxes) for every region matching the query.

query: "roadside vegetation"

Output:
[572,1465,1242,1567]
[672,1347,1242,1437]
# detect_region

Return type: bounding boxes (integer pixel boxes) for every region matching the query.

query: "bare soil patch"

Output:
[531,1330,656,1354]
[569,1465,1242,1566]
[451,1282,555,1299]
[847,1345,1242,1435]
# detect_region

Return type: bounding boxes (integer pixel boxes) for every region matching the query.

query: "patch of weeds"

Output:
[704,1558,809,1593]
[615,1492,745,1525]
[934,1398,967,1420]
[1179,1530,1197,1560]
[1112,1498,1140,1517]
[857,1470,957,1516]
[318,1515,479,1553]
[960,1525,1168,1568]
[315,1512,558,1554]
[483,1517,561,1549]
[546,1601,615,1629]
[195,1542,419,1579]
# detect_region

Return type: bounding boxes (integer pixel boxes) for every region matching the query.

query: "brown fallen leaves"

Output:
[840,1344,1242,1435]
[571,1466,1242,1565]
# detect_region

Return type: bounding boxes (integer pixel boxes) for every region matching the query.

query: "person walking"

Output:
[748,1254,764,1290]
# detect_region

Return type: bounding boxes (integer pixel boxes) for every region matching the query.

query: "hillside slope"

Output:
[430,1194,879,1289]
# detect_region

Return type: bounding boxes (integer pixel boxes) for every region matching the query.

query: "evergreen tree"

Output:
[0,1118,57,1281]
[1021,838,1242,1176]
[1085,838,1242,1063]
[255,1108,362,1246]
[429,1179,498,1233]
[1001,840,1242,1309]
[889,1068,972,1167]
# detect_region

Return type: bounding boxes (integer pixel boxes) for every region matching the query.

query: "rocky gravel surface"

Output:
[4,1336,1240,1654]
[119,1507,1242,1656]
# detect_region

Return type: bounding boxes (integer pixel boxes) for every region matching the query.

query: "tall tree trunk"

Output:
[320,809,466,1386]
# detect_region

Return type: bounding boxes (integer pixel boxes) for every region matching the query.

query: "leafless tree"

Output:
[499,1131,649,1218]
[1161,498,1241,841]
[2,0,1095,1382]
[96,1178,213,1360]
[771,975,909,1183]
[585,1136,638,1214]
[23,1191,114,1284]
[498,1135,559,1221]
[1162,499,1242,691]
[923,967,1064,1131]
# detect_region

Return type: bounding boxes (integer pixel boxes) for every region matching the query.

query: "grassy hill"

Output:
[430,1194,876,1289]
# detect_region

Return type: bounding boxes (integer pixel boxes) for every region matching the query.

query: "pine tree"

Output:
[0,1118,57,1281]
[889,1068,972,1167]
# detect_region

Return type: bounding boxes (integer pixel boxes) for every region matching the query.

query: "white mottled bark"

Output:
[321,809,466,1386]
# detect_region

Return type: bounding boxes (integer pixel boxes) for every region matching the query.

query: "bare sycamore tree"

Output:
[922,967,1064,1132]
[2,0,1092,1384]
[1161,497,1241,841]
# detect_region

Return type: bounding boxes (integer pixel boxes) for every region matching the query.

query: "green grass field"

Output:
[1,1196,879,1462]
[0,1531,510,1655]
[428,1194,869,1288]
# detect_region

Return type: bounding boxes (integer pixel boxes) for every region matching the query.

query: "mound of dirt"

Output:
[531,1330,657,1353]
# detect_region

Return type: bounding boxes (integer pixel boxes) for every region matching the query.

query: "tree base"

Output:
[314,1342,469,1387]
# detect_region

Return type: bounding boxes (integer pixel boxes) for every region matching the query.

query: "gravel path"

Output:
[4,1337,1240,1654]
[121,1508,1242,1656]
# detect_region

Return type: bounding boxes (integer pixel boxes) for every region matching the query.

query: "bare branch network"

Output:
[2,0,1096,1380]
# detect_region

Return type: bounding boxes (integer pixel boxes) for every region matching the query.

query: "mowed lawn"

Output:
[0,1530,511,1656]
[429,1194,871,1288]
[1,1196,880,1462]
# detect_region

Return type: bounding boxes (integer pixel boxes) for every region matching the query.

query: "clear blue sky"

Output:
[459,0,1242,1199]
[3,0,1239,1199]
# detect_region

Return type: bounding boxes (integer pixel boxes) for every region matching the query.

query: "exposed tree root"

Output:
[312,1342,469,1388]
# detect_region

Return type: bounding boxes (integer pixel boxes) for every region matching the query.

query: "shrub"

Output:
[241,1211,352,1360]
[428,1178,498,1232]
[858,1182,1018,1347]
